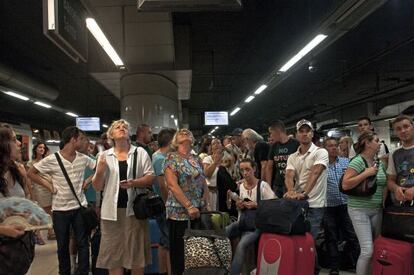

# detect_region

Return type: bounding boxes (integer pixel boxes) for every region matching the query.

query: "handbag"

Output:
[238,180,261,232]
[0,232,35,275]
[339,156,378,197]
[132,149,165,220]
[55,153,98,232]
[184,211,231,274]
[256,198,310,235]
[382,200,414,243]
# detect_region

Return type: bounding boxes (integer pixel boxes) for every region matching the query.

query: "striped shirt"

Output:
[326,157,349,207]
[347,155,386,209]
[34,152,96,211]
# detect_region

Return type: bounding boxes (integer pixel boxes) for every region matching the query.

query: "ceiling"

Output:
[1,0,414,136]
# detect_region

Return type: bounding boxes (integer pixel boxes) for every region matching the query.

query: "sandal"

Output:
[36,235,46,245]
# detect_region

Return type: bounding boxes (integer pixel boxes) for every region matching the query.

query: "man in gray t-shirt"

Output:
[387,115,414,202]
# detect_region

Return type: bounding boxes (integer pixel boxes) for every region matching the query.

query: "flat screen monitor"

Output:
[204,111,229,126]
[76,117,100,131]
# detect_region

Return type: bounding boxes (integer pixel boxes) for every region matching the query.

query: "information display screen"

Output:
[76,117,100,131]
[204,111,229,126]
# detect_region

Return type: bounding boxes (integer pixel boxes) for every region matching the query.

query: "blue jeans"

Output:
[308,207,325,275]
[53,209,90,275]
[226,221,261,275]
[155,212,169,249]
[348,207,381,275]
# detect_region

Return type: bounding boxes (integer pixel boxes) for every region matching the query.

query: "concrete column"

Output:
[120,73,179,133]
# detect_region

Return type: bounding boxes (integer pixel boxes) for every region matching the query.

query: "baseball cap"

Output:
[231,128,243,136]
[296,119,313,131]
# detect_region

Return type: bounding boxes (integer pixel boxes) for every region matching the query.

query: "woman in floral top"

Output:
[164,129,209,275]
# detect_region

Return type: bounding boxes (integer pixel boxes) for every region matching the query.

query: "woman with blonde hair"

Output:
[339,136,354,158]
[164,129,210,275]
[93,119,155,275]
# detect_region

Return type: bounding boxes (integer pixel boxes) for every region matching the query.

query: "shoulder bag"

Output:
[256,198,310,235]
[132,149,165,220]
[238,180,261,232]
[339,157,377,197]
[55,153,98,232]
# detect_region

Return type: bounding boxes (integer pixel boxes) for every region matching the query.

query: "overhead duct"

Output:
[0,63,59,101]
[137,0,242,12]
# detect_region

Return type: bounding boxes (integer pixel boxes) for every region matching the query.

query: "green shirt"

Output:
[347,155,386,209]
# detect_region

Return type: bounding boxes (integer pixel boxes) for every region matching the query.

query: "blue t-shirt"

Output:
[152,151,167,197]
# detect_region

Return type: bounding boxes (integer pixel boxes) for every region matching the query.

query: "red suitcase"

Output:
[256,233,315,275]
[372,236,414,275]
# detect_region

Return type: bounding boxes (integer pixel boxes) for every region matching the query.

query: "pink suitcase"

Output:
[256,233,315,275]
[372,236,414,275]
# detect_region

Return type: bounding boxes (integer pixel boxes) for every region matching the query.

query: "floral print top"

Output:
[164,152,206,220]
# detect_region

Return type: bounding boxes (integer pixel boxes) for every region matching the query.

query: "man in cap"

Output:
[285,119,329,275]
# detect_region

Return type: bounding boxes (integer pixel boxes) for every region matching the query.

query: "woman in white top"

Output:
[26,142,55,242]
[203,138,223,210]
[226,158,275,275]
[93,119,155,275]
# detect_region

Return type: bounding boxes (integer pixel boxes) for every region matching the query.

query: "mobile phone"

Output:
[120,180,127,185]
[243,198,252,202]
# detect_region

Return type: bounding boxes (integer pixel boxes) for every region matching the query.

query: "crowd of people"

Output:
[1,114,414,275]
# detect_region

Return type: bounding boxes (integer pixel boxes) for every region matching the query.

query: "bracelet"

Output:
[186,205,195,211]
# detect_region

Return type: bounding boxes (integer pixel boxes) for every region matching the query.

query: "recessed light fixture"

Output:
[34,101,52,108]
[66,112,79,118]
[279,34,327,73]
[230,107,241,116]
[4,91,29,101]
[254,85,268,95]
[245,95,255,103]
[86,18,124,67]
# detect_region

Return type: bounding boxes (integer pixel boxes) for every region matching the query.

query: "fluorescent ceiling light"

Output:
[230,107,241,116]
[34,101,52,108]
[279,34,328,72]
[214,126,219,130]
[102,124,109,128]
[86,18,124,66]
[66,112,79,117]
[47,0,55,30]
[4,91,29,101]
[254,85,268,95]
[245,95,255,103]
[174,119,178,126]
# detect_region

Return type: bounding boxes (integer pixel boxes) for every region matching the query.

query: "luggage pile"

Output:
[372,200,414,274]
[255,199,315,275]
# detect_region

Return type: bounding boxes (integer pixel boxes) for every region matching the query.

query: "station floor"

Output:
[28,238,356,275]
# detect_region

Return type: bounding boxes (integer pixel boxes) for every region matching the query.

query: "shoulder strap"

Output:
[54,152,83,208]
[360,156,369,168]
[256,180,262,203]
[133,148,137,179]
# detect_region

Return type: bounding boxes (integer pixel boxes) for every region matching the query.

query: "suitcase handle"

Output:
[187,210,226,229]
